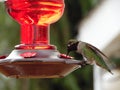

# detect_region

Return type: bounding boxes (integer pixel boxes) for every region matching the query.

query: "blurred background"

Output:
[0,0,120,90]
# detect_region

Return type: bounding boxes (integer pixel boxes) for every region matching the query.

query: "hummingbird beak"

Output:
[66,49,70,56]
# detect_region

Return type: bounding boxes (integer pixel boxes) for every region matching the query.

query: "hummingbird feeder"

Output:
[0,0,83,78]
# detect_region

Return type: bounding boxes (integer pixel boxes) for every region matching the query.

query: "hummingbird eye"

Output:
[67,44,71,47]
[67,41,79,51]
[67,42,73,47]
[67,44,71,48]
[67,42,75,49]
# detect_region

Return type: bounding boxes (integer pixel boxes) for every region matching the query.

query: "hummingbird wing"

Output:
[86,43,109,60]
[85,43,113,74]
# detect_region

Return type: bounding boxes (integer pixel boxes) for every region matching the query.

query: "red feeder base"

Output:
[0,49,82,78]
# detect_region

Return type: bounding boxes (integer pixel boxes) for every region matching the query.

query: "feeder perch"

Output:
[0,0,83,78]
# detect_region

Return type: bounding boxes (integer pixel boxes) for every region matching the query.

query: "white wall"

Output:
[77,0,120,90]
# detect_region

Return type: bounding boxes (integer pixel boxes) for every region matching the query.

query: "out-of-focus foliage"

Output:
[0,2,19,55]
[0,0,99,90]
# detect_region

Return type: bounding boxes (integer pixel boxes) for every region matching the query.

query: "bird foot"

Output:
[79,60,88,66]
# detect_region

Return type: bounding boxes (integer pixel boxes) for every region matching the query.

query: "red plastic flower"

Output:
[59,54,73,59]
[20,52,37,58]
[0,55,6,59]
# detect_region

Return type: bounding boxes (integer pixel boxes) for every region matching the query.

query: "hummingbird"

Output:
[67,39,113,74]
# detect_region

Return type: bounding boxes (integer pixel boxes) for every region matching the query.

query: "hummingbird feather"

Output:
[86,43,109,60]
[85,43,113,74]
[67,40,113,74]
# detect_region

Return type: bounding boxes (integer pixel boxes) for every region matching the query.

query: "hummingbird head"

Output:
[67,39,79,56]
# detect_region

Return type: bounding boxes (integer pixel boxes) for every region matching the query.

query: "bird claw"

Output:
[79,60,88,66]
